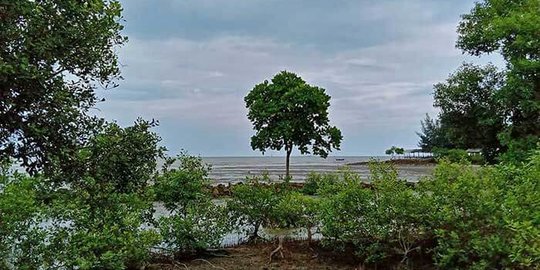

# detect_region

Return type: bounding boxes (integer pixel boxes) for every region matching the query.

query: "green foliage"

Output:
[0,0,127,174]
[385,146,404,158]
[433,63,506,162]
[155,153,228,255]
[302,171,346,195]
[457,0,540,163]
[432,148,470,163]
[155,153,211,211]
[158,204,228,256]
[47,119,163,269]
[274,192,320,242]
[419,152,540,269]
[228,176,281,241]
[421,0,540,163]
[244,71,343,177]
[0,165,50,269]
[319,163,434,265]
[417,114,453,151]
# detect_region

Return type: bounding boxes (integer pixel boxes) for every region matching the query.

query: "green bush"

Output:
[433,148,470,163]
[155,153,228,256]
[274,192,320,242]
[47,120,163,269]
[418,148,540,269]
[0,165,50,269]
[319,163,435,265]
[228,175,282,241]
[158,203,228,256]
[301,172,321,195]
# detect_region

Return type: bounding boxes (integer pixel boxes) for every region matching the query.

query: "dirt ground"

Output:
[147,240,434,270]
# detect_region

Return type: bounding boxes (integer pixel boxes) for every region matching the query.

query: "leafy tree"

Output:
[274,191,320,243]
[155,153,229,256]
[416,114,453,151]
[49,119,163,269]
[433,63,506,162]
[0,164,50,269]
[228,175,281,241]
[244,71,343,178]
[457,0,540,161]
[0,0,127,174]
[385,146,404,159]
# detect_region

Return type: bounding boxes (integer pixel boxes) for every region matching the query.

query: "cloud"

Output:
[95,0,500,155]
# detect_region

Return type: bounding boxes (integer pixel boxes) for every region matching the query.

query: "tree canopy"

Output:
[433,63,506,161]
[417,114,453,152]
[418,0,539,162]
[0,0,127,174]
[244,71,342,177]
[457,0,540,161]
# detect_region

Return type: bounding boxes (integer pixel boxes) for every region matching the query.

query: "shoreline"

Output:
[346,158,436,166]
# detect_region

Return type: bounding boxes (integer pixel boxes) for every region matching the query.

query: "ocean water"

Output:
[202,156,434,183]
[10,156,434,183]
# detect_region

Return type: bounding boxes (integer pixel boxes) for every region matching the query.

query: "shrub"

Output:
[301,172,321,195]
[274,192,320,243]
[155,153,228,256]
[228,175,281,241]
[158,203,228,256]
[319,163,435,265]
[419,149,540,269]
[318,172,373,251]
[0,165,50,269]
[50,195,160,269]
[47,120,163,269]
[433,148,470,163]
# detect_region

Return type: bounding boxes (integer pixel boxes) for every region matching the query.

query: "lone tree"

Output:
[385,146,404,159]
[245,71,343,178]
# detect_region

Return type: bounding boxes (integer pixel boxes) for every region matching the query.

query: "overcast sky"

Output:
[95,0,501,157]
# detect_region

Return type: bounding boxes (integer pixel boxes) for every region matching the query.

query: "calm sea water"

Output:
[11,156,434,183]
[202,156,434,183]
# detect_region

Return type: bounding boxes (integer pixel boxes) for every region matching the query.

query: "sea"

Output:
[9,156,434,183]
[203,156,434,183]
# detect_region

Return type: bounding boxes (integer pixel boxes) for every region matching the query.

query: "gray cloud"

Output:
[95,0,501,156]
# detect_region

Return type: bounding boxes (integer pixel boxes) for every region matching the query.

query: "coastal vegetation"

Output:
[1,146,539,269]
[1,0,539,269]
[244,71,343,178]
[416,0,540,164]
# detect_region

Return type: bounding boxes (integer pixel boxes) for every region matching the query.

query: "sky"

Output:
[95,0,502,157]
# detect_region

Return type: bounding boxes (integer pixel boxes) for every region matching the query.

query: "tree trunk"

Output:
[285,148,292,179]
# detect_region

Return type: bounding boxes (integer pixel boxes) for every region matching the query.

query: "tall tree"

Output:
[457,0,540,161]
[433,63,506,162]
[416,114,453,152]
[244,71,343,178]
[0,1,127,174]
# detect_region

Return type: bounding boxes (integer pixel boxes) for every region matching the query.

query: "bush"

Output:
[158,203,228,256]
[47,120,163,269]
[319,163,435,265]
[274,192,320,242]
[228,175,282,241]
[418,149,540,269]
[155,153,228,256]
[0,165,50,269]
[433,148,469,163]
[301,172,321,195]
